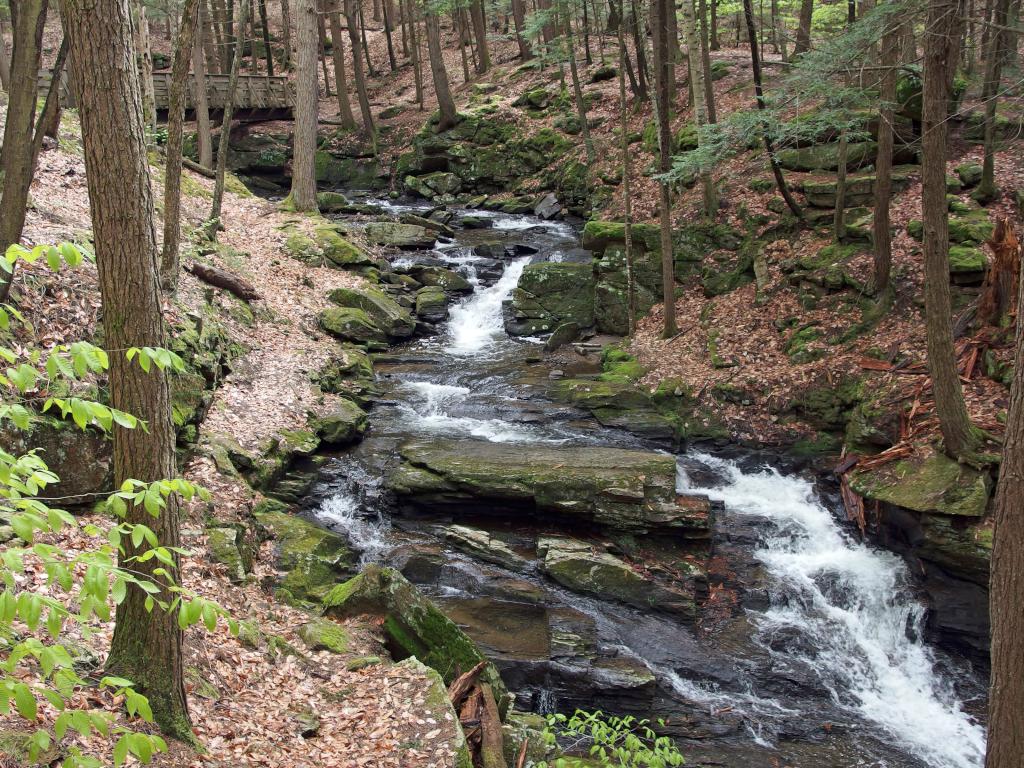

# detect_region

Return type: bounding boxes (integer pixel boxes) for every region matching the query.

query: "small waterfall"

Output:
[447,257,528,357]
[313,464,389,565]
[678,453,986,768]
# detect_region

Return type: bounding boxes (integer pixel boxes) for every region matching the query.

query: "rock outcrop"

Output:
[505,262,595,336]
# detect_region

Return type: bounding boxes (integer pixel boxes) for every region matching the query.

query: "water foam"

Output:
[447,257,528,356]
[677,453,986,768]
[314,491,388,565]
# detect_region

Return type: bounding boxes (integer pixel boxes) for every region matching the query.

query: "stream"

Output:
[302,199,988,767]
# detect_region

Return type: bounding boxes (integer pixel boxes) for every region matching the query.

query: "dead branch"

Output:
[187,261,261,302]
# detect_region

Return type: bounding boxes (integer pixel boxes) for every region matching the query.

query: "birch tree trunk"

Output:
[136,0,158,130]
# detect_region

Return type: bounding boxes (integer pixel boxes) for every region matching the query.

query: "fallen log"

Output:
[449,660,488,709]
[186,261,261,302]
[480,683,508,768]
[182,157,216,179]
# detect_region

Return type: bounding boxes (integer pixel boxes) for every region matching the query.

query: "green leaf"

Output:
[13,683,37,720]
[113,735,129,768]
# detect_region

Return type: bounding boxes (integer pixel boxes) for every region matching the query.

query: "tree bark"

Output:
[651,0,676,337]
[0,0,48,304]
[697,0,716,123]
[617,10,636,335]
[291,0,319,211]
[710,0,719,49]
[469,0,490,72]
[922,0,978,460]
[872,22,898,297]
[281,0,293,68]
[135,0,158,130]
[329,3,357,127]
[258,0,274,75]
[986,218,1024,768]
[566,13,596,164]
[382,0,398,71]
[794,0,812,53]
[681,0,715,216]
[833,128,848,240]
[344,0,376,140]
[317,0,333,96]
[59,0,190,739]
[160,0,202,290]
[31,33,67,164]
[629,0,648,99]
[0,19,11,91]
[976,0,1010,201]
[209,0,248,237]
[742,0,802,220]
[194,8,215,167]
[408,0,424,108]
[425,8,457,130]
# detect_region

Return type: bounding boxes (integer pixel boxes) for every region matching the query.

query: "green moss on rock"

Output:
[297,617,352,654]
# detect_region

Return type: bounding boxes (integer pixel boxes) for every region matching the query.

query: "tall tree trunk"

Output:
[330,4,357,127]
[425,8,457,130]
[201,0,220,73]
[160,0,202,290]
[583,0,593,63]
[457,9,472,83]
[986,218,1024,768]
[538,0,556,42]
[317,0,333,96]
[281,0,294,68]
[258,0,274,75]
[710,0,719,49]
[0,0,48,304]
[358,1,375,77]
[31,34,67,163]
[697,0,716,123]
[469,0,490,72]
[135,0,158,129]
[344,0,376,140]
[742,0,803,220]
[59,0,189,739]
[408,0,423,108]
[382,0,397,71]
[833,128,849,240]
[566,12,596,164]
[209,0,248,237]
[922,0,979,460]
[617,8,636,335]
[194,8,214,167]
[210,0,228,70]
[629,0,648,99]
[976,0,1010,201]
[651,0,676,337]
[681,0,715,216]
[872,21,898,297]
[794,0,812,53]
[291,0,319,210]
[0,19,11,91]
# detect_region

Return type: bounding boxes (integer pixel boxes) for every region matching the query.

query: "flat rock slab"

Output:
[387,438,710,534]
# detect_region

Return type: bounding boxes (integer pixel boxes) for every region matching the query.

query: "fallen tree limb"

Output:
[186,261,261,302]
[480,683,508,768]
[183,157,216,179]
[448,661,488,709]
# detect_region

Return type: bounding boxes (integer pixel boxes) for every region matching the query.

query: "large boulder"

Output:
[445,525,531,571]
[539,536,697,618]
[776,141,877,172]
[406,265,473,293]
[404,171,463,200]
[310,399,369,446]
[506,262,595,336]
[801,167,914,208]
[327,286,416,338]
[254,499,358,603]
[387,438,711,536]
[322,565,510,714]
[318,306,388,346]
[363,221,437,250]
[312,345,377,405]
[415,286,449,322]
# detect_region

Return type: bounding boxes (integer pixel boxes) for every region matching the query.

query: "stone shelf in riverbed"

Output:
[385,438,712,536]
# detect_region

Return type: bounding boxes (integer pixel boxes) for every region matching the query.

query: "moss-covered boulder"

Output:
[404,171,463,200]
[322,565,509,716]
[254,499,358,604]
[312,345,377,405]
[387,438,711,535]
[849,450,991,518]
[206,523,253,583]
[283,222,376,268]
[800,166,914,208]
[539,537,697,618]
[407,265,473,293]
[310,399,369,446]
[327,286,416,338]
[363,221,437,250]
[314,150,384,188]
[506,262,595,336]
[444,525,530,571]
[955,162,983,188]
[776,141,877,172]
[948,246,988,278]
[318,306,388,346]
[415,286,449,322]
[297,617,352,654]
[907,209,992,247]
[395,657,474,768]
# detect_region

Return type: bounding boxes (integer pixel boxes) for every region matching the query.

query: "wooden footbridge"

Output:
[39,69,294,122]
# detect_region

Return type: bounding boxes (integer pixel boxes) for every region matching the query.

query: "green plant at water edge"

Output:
[0,243,236,767]
[538,709,685,767]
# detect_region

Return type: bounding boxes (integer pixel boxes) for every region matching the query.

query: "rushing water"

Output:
[309,201,988,766]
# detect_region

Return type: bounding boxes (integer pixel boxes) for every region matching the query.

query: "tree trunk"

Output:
[31,34,67,163]
[566,14,595,163]
[258,0,274,75]
[469,0,490,72]
[194,8,214,167]
[0,19,12,91]
[135,0,158,130]
[794,0,812,53]
[281,0,293,68]
[922,0,978,460]
[986,218,1024,768]
[344,0,376,140]
[425,8,457,130]
[710,0,719,49]
[408,0,423,108]
[382,0,397,71]
[209,0,248,237]
[617,7,635,334]
[681,0,715,217]
[329,4,357,126]
[210,0,228,70]
[317,0,333,96]
[201,0,220,73]
[698,0,716,123]
[291,0,319,211]
[457,9,472,83]
[59,0,190,739]
[583,0,593,63]
[833,128,848,240]
[358,1,375,77]
[742,0,802,220]
[976,0,1010,201]
[160,0,201,290]
[629,0,648,99]
[0,0,48,304]
[651,0,676,337]
[978,218,1020,326]
[872,22,898,297]
[538,0,556,42]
